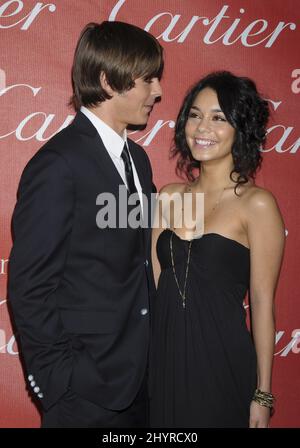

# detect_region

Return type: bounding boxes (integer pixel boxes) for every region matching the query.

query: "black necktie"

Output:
[121,143,138,195]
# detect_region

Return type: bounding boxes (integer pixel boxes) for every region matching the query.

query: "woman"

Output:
[149,71,285,428]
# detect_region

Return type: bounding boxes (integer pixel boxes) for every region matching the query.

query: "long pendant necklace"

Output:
[169,231,192,309]
[170,184,230,309]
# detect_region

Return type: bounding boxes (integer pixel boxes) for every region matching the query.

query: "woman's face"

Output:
[185,87,235,164]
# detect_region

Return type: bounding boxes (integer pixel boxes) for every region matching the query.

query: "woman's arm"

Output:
[152,184,182,287]
[246,188,285,427]
[151,186,171,287]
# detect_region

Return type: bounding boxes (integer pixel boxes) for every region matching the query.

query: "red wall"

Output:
[0,0,299,427]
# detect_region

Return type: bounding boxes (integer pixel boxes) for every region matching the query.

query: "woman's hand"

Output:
[249,400,271,428]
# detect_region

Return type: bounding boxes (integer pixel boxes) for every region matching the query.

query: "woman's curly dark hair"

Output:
[171,71,270,191]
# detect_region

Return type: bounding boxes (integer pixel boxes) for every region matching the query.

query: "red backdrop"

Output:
[0,0,299,428]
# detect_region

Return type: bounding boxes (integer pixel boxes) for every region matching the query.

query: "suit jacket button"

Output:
[140,308,148,316]
[33,386,40,393]
[37,393,44,399]
[28,375,34,381]
[30,381,36,387]
[144,260,149,267]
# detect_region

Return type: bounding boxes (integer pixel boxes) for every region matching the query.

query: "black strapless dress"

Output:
[149,229,257,428]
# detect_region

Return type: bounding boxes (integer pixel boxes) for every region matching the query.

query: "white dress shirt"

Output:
[80,106,143,214]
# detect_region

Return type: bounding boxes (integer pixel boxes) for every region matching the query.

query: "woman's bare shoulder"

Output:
[241,185,278,208]
[239,185,283,226]
[158,182,187,195]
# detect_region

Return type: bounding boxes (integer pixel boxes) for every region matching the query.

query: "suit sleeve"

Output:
[8,149,75,410]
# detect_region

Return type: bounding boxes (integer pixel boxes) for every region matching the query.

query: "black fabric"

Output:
[122,143,141,222]
[8,112,156,418]
[42,371,149,428]
[149,229,257,428]
[121,143,138,195]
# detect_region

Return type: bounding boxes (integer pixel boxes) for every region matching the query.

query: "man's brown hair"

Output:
[70,21,164,111]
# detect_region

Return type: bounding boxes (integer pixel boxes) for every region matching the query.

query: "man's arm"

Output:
[9,148,75,410]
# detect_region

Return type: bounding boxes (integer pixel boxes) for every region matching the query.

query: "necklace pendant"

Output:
[170,231,191,311]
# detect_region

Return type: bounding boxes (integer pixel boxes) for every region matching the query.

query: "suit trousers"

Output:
[41,373,149,428]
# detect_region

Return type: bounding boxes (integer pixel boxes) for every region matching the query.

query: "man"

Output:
[8,21,163,427]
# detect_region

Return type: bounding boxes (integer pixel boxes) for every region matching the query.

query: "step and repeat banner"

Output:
[0,0,299,428]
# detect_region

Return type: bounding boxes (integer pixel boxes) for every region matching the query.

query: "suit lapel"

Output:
[128,142,152,251]
[72,113,151,247]
[72,112,126,197]
[89,133,126,197]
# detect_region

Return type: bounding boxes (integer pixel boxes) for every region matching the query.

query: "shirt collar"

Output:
[80,106,127,158]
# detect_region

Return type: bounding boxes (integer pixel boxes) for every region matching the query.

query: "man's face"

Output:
[110,77,162,134]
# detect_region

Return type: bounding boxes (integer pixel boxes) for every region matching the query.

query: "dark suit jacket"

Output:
[8,111,156,411]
